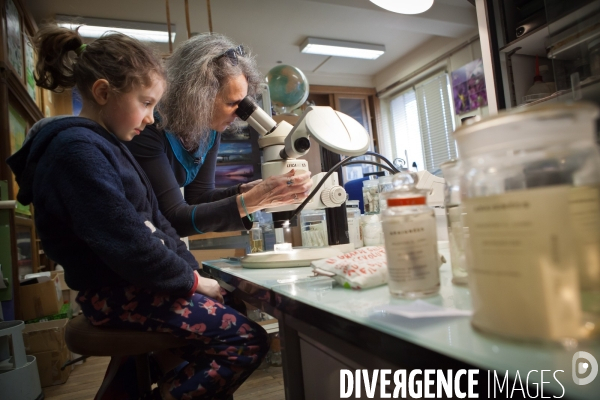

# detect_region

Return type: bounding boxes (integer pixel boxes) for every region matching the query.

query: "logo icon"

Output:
[572,351,598,385]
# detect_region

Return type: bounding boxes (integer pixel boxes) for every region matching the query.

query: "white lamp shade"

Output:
[370,0,434,14]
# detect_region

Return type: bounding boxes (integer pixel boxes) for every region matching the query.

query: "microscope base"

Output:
[241,243,355,268]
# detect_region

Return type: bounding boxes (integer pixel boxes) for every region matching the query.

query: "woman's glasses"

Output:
[215,45,246,66]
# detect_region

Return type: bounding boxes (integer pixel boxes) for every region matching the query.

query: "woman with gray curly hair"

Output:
[125,33,311,236]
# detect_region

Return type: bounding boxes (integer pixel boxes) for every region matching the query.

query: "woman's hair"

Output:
[33,24,165,100]
[158,32,262,150]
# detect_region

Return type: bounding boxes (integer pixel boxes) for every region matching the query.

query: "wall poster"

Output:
[451,58,487,115]
[215,122,261,188]
[25,36,37,102]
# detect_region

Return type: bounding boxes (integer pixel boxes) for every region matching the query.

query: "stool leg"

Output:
[136,354,153,398]
[95,356,125,400]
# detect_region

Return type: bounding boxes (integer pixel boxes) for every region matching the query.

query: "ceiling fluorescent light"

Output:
[300,38,385,60]
[370,0,434,14]
[56,15,175,43]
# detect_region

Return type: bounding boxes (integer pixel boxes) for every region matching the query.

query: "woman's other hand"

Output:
[240,169,312,213]
[194,271,224,303]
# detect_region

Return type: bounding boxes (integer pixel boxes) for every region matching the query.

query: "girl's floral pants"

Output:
[77,285,270,400]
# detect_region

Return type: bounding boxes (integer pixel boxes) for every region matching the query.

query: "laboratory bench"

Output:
[201,243,600,400]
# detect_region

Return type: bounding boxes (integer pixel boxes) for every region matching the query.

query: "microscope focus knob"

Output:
[320,186,346,208]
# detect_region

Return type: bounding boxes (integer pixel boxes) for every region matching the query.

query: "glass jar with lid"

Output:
[454,102,600,342]
[440,160,468,286]
[346,200,363,248]
[362,179,380,214]
[299,209,328,247]
[378,175,394,212]
[381,172,440,298]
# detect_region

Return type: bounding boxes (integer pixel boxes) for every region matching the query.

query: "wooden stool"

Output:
[65,315,188,399]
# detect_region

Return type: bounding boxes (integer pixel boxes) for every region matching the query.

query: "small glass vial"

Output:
[440,160,468,286]
[346,200,363,248]
[378,175,394,212]
[362,179,380,214]
[249,222,264,253]
[381,173,440,298]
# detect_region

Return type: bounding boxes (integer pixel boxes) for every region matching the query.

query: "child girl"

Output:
[7,25,268,400]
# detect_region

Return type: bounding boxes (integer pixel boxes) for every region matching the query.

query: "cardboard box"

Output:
[34,346,72,387]
[53,271,82,316]
[19,272,63,321]
[22,319,73,387]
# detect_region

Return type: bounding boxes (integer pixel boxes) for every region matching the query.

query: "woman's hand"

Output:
[238,169,312,214]
[194,271,224,303]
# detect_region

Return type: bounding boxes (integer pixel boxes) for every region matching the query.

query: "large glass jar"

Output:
[454,102,600,342]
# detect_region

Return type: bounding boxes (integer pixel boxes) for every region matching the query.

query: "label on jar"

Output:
[382,213,439,293]
[464,185,581,341]
[569,185,600,313]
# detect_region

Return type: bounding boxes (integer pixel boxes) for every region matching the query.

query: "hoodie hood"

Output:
[6,116,109,205]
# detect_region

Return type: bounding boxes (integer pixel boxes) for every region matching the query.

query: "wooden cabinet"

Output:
[0,0,43,319]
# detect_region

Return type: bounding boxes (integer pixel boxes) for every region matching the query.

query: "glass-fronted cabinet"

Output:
[478,0,600,139]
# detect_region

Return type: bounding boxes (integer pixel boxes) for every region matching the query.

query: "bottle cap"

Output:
[387,197,426,207]
[385,172,428,207]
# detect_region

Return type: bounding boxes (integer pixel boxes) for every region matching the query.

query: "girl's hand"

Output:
[194,271,224,303]
[238,169,312,214]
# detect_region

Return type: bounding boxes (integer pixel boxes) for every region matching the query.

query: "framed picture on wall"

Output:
[6,0,24,80]
[214,121,261,188]
[24,35,37,103]
[8,104,31,216]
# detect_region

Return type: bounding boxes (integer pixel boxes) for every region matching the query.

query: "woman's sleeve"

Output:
[55,138,197,297]
[184,134,240,204]
[128,127,251,236]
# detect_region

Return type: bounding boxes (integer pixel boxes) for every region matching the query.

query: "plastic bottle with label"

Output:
[381,172,440,298]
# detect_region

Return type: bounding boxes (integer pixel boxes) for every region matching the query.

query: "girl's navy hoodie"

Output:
[6,117,198,297]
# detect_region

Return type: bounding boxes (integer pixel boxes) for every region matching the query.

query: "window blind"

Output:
[415,74,457,173]
[389,89,424,171]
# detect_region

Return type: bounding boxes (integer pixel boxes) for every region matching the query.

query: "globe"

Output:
[266,65,309,113]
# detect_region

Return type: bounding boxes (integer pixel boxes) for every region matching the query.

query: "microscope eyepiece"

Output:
[235,97,257,121]
[294,137,311,153]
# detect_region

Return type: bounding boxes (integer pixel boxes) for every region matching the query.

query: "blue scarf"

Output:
[164,130,217,186]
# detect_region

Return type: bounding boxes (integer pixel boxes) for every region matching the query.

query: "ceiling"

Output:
[26,0,477,87]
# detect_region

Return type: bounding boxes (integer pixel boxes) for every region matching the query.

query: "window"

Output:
[388,72,457,174]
